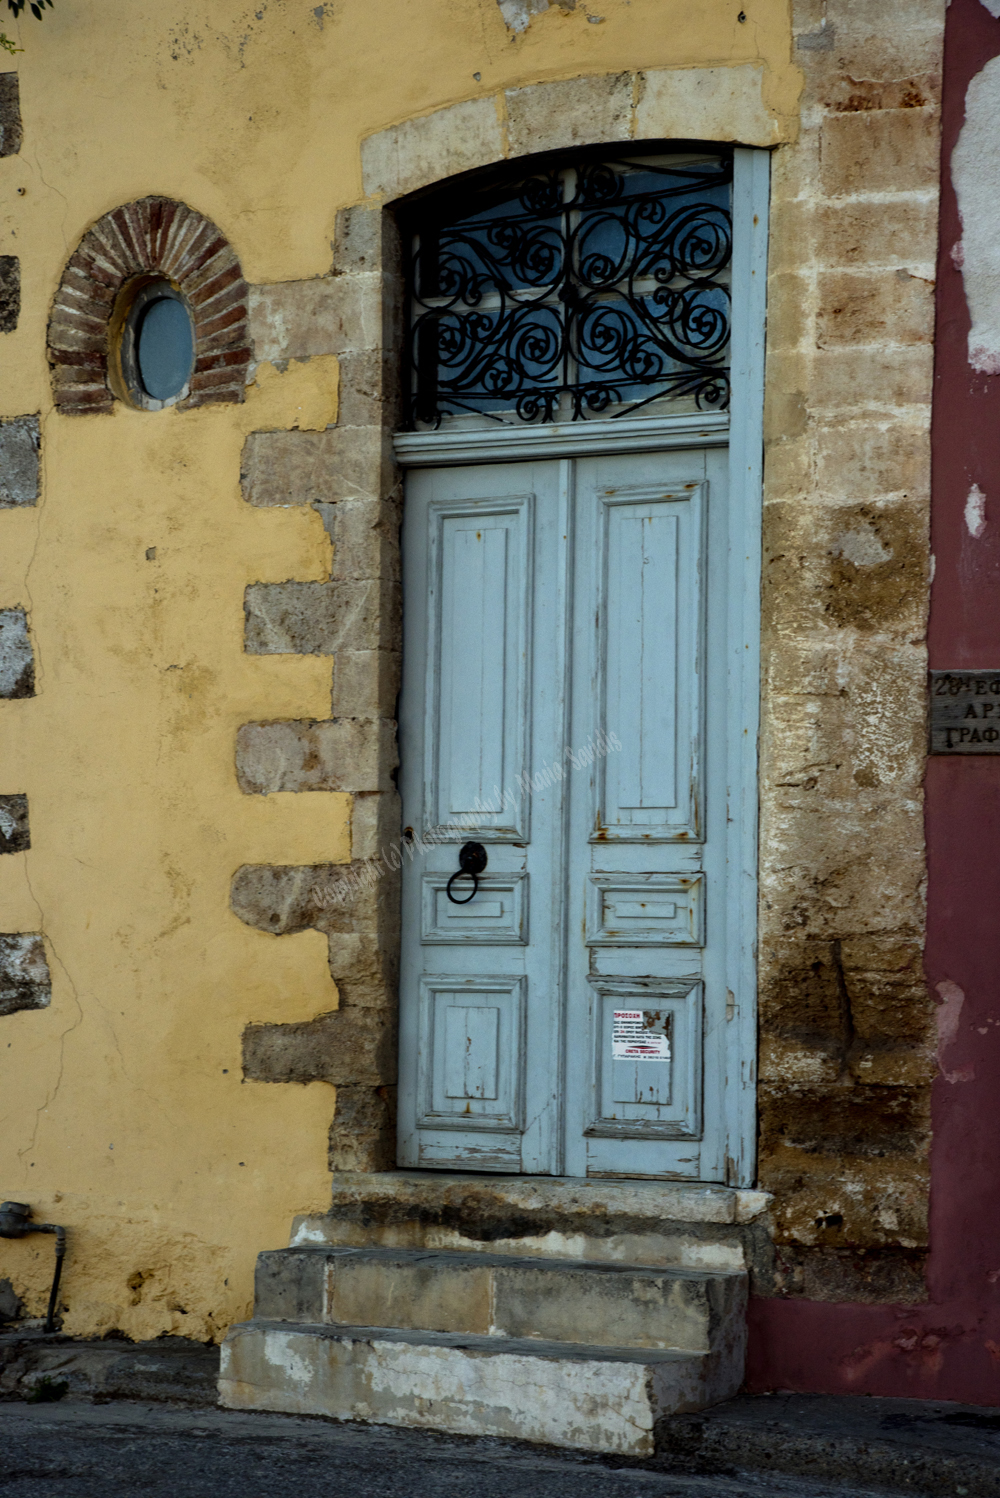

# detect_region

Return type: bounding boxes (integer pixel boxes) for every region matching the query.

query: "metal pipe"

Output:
[0,1202,67,1334]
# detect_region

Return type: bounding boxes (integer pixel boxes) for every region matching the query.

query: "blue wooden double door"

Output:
[397,444,743,1179]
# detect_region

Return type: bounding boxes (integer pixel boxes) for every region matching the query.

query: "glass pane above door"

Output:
[404,151,733,431]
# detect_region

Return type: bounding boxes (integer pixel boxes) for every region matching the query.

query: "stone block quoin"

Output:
[0,933,50,1017]
[232,206,404,1174]
[231,861,400,1172]
[0,794,29,853]
[47,197,251,415]
[0,608,34,698]
[0,416,40,507]
[0,255,19,333]
[0,72,22,157]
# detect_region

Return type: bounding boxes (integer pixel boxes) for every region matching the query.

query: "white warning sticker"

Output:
[612,1009,671,1062]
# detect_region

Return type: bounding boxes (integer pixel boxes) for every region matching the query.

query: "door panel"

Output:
[417,975,526,1134]
[420,873,528,945]
[585,874,704,947]
[426,493,533,839]
[398,460,568,1172]
[597,482,705,840]
[588,977,703,1138]
[563,448,726,1180]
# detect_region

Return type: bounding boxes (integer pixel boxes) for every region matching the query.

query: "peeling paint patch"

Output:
[497,0,550,29]
[934,980,974,1081]
[852,675,913,787]
[952,57,1000,373]
[979,0,1000,17]
[263,1331,314,1386]
[496,0,576,30]
[965,484,987,538]
[935,979,965,1054]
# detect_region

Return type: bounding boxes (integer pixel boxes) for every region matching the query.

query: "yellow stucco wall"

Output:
[0,0,798,1339]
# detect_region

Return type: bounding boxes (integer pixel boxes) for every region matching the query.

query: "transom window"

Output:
[405,151,733,430]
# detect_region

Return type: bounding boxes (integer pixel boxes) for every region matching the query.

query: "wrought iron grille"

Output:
[405,153,733,428]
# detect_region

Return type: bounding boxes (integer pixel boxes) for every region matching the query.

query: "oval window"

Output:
[117,279,195,409]
[136,296,194,402]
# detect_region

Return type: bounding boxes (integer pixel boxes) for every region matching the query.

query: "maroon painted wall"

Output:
[747,0,1000,1404]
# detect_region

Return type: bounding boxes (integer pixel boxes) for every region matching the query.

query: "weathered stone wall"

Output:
[756,0,943,1302]
[233,206,404,1172]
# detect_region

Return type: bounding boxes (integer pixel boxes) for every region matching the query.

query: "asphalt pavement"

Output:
[0,1400,908,1498]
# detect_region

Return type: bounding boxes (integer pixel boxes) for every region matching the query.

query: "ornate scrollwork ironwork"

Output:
[406,155,733,428]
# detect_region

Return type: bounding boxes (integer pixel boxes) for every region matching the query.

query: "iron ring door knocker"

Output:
[446,842,488,904]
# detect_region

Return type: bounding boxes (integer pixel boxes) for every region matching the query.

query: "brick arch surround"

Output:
[47,196,251,416]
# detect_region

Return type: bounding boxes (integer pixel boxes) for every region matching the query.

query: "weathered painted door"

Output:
[397,442,750,1179]
[396,458,569,1172]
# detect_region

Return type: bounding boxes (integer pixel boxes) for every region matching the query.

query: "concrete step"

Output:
[219,1318,744,1456]
[291,1171,772,1275]
[252,1245,745,1354]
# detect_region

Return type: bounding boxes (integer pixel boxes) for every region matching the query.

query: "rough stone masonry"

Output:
[235,204,404,1172]
[756,0,942,1302]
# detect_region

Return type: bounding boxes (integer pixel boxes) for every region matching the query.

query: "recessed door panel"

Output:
[597,483,705,842]
[425,494,533,840]
[587,978,703,1139]
[586,873,704,946]
[421,873,527,944]
[417,975,526,1131]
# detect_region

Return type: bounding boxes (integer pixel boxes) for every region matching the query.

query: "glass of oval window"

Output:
[117,279,195,410]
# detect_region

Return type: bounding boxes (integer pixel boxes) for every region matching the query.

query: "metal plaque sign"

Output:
[929,671,1000,754]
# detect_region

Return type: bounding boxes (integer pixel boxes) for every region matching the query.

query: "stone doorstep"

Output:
[291,1171,772,1274]
[219,1318,743,1457]
[253,1245,747,1353]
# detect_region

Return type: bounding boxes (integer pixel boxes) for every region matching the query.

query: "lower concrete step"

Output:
[219,1318,743,1455]
[253,1245,746,1355]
